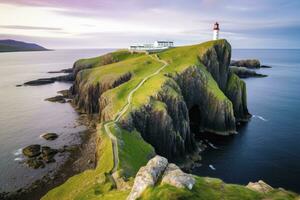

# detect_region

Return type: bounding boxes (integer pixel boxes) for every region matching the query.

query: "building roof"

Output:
[155,41,173,43]
[213,22,219,30]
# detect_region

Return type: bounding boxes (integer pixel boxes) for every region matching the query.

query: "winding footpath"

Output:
[103,54,168,186]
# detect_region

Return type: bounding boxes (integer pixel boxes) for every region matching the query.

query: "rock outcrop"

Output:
[225,73,251,121]
[246,180,274,194]
[161,163,195,190]
[230,66,267,78]
[127,156,195,200]
[199,40,231,91]
[231,59,261,69]
[72,71,132,114]
[127,156,168,200]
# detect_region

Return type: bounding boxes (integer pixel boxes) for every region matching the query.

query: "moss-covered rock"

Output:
[22,144,41,157]
[41,133,59,140]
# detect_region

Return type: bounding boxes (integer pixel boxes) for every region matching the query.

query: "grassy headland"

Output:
[42,40,299,200]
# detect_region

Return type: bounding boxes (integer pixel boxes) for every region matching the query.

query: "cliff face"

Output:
[120,64,236,158]
[72,71,132,114]
[199,41,250,122]
[199,40,231,91]
[125,79,195,159]
[225,73,251,121]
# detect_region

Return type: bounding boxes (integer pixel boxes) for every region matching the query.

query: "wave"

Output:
[13,148,23,156]
[204,139,218,149]
[209,164,216,170]
[14,157,24,161]
[252,115,268,122]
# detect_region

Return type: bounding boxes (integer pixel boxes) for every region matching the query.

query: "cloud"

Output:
[0,0,300,48]
[0,25,62,31]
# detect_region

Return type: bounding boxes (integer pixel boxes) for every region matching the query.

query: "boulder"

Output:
[127,156,168,200]
[161,163,195,190]
[246,180,274,193]
[22,145,41,157]
[41,133,59,140]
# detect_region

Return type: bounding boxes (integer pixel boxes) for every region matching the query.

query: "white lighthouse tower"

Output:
[213,22,220,40]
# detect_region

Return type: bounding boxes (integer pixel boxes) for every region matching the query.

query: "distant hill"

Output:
[0,39,49,52]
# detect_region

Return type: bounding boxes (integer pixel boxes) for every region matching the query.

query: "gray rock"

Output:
[127,155,168,200]
[246,180,274,193]
[161,163,195,190]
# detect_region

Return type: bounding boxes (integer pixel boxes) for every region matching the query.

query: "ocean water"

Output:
[193,49,300,193]
[0,49,112,192]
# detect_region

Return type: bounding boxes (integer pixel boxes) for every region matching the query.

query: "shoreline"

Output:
[1,103,98,200]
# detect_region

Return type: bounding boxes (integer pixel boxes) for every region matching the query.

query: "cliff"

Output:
[70,40,249,159]
[42,40,261,200]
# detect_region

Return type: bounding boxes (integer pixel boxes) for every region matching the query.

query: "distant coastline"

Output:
[0,39,49,53]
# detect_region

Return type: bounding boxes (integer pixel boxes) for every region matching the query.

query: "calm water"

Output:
[0,49,111,192]
[193,49,300,193]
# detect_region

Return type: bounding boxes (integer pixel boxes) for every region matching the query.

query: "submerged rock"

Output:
[41,133,59,140]
[22,145,41,157]
[45,95,66,103]
[24,78,55,86]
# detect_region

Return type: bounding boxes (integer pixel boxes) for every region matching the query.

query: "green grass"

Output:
[74,50,144,70]
[113,127,155,178]
[140,176,300,200]
[140,177,262,200]
[42,124,117,200]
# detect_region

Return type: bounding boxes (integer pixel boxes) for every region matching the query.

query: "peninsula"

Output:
[40,39,299,200]
[0,39,48,53]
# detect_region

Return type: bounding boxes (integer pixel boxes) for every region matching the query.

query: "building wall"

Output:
[213,30,219,40]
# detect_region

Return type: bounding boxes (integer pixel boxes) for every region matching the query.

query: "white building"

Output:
[213,22,220,40]
[129,41,174,52]
[153,41,174,48]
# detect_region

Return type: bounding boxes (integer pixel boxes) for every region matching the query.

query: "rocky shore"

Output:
[1,99,98,200]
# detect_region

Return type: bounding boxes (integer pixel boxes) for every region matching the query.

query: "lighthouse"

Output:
[213,22,220,40]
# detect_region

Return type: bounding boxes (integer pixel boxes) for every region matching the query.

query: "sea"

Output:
[193,49,300,193]
[0,49,299,193]
[0,49,112,192]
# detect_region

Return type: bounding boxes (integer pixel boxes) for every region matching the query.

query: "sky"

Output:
[0,0,299,49]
